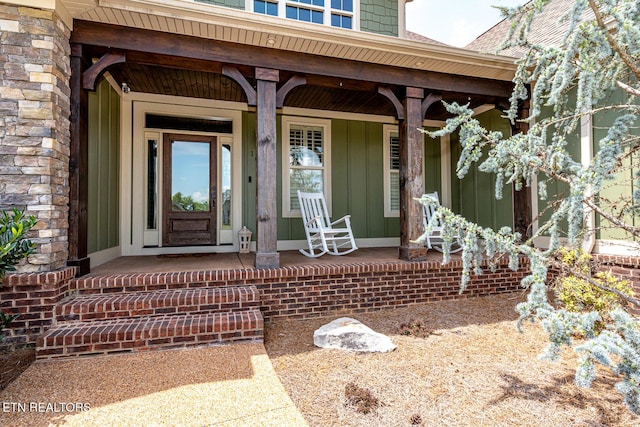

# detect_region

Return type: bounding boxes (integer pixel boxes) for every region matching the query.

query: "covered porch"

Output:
[66,6,526,276]
[89,247,416,275]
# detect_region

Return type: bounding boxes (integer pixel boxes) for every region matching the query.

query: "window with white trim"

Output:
[383,124,400,217]
[282,117,331,217]
[249,0,357,29]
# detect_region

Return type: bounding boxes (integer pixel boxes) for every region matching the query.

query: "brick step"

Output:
[68,271,248,295]
[36,310,263,359]
[55,286,260,322]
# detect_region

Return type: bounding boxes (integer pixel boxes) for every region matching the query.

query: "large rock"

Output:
[313,317,397,353]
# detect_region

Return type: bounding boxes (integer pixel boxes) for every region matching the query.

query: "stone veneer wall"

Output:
[0,5,71,273]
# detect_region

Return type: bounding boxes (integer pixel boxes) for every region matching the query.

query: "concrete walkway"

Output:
[0,343,308,426]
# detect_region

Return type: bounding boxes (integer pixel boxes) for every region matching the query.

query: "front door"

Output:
[162,134,217,246]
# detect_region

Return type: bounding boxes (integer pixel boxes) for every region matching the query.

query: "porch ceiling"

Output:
[105,62,498,118]
[75,21,513,119]
[59,0,517,82]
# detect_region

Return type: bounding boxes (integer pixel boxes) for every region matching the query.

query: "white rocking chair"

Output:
[421,191,463,253]
[297,190,358,257]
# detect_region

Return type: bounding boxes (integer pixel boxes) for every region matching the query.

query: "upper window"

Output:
[282,117,331,217]
[254,0,278,15]
[249,0,357,29]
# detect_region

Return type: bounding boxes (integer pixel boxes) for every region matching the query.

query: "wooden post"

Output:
[254,68,280,269]
[512,99,532,240]
[399,87,427,261]
[67,44,90,276]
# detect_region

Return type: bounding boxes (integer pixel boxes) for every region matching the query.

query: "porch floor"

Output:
[89,247,451,276]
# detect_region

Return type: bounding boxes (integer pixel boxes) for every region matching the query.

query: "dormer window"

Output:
[250,0,357,29]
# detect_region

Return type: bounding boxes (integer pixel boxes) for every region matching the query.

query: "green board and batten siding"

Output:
[87,79,120,254]
[242,113,446,241]
[593,87,639,241]
[450,109,514,230]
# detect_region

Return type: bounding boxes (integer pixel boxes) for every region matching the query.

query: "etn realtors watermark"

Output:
[2,402,91,413]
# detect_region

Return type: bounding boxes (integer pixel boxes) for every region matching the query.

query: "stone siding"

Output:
[0,5,71,273]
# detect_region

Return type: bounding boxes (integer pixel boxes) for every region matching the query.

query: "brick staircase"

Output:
[36,274,263,359]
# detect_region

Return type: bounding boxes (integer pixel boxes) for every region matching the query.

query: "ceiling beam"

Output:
[71,20,514,98]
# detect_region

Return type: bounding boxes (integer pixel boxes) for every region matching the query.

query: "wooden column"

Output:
[399,87,427,261]
[67,44,90,276]
[512,99,532,240]
[254,68,280,269]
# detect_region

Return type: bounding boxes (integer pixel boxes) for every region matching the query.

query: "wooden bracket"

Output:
[421,92,442,119]
[378,87,404,120]
[276,75,306,108]
[222,66,257,106]
[82,52,126,91]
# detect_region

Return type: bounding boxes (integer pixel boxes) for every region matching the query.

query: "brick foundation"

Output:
[4,254,639,357]
[0,267,75,350]
[69,257,531,321]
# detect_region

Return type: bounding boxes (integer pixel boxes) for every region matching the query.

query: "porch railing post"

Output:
[254,68,280,269]
[399,87,428,261]
[68,44,90,276]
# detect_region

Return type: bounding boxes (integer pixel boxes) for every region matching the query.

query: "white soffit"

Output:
[59,0,516,81]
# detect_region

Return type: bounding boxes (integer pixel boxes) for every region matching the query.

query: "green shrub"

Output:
[0,208,37,341]
[554,248,635,333]
[0,208,37,279]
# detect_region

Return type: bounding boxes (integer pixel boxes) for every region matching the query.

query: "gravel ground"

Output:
[3,292,639,426]
[265,293,640,427]
[0,343,307,427]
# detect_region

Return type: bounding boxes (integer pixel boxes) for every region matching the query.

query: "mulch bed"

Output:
[265,292,640,427]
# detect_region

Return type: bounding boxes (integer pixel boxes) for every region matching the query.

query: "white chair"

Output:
[297,190,358,257]
[421,191,462,253]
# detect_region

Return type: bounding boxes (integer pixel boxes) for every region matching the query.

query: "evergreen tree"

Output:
[420,0,640,414]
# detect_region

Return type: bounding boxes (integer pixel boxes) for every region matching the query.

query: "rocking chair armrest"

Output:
[305,216,323,228]
[330,215,351,227]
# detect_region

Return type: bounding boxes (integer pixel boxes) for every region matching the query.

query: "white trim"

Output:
[123,245,240,256]
[218,135,235,244]
[581,112,596,253]
[124,92,249,111]
[383,122,450,217]
[383,124,399,217]
[143,131,161,247]
[594,239,640,256]
[439,133,452,208]
[279,107,446,127]
[282,116,332,218]
[535,236,640,257]
[423,119,446,127]
[120,97,134,250]
[398,0,408,38]
[281,106,397,124]
[89,246,121,268]
[472,104,496,116]
[276,237,400,251]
